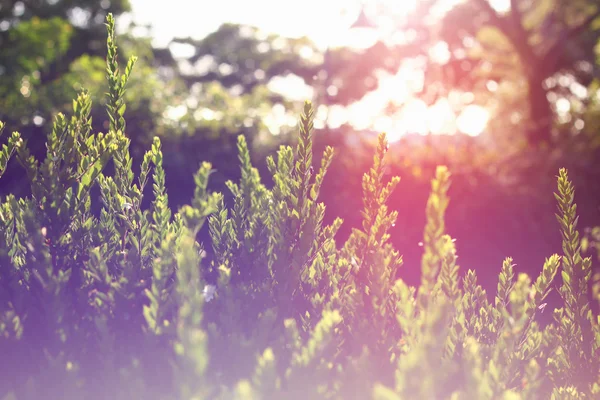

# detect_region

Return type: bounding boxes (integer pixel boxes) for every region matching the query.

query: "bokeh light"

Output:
[128,0,491,140]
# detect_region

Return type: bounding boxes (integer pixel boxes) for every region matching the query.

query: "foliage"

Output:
[0,0,132,127]
[165,23,402,107]
[0,14,599,400]
[0,0,188,202]
[0,2,303,211]
[395,0,600,146]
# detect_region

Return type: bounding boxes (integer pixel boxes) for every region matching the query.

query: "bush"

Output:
[0,14,599,400]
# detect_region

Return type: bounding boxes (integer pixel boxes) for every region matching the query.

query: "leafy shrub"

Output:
[0,14,599,400]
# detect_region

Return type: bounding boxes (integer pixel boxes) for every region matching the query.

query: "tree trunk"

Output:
[527,74,553,146]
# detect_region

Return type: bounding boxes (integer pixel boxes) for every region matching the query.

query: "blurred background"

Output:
[1,0,599,296]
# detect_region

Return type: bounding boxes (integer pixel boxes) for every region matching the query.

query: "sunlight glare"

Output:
[401,99,429,135]
[427,99,456,134]
[130,0,491,140]
[376,0,419,15]
[489,0,511,13]
[373,115,394,134]
[268,75,314,101]
[456,105,489,136]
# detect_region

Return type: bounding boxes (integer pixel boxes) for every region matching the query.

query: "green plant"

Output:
[0,13,598,400]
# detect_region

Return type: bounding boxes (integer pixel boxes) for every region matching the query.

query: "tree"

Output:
[161,22,405,108]
[0,0,132,118]
[0,2,278,206]
[387,0,600,146]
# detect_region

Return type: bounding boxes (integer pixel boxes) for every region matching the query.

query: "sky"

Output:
[127,0,401,49]
[124,0,501,139]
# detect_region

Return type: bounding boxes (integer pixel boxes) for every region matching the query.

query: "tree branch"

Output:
[474,0,509,30]
[510,0,531,44]
[540,8,600,75]
[473,0,538,68]
[510,0,523,25]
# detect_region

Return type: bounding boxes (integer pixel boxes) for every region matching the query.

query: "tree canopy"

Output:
[393,0,600,146]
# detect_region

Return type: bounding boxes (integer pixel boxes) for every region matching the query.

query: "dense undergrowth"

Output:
[1,14,599,400]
